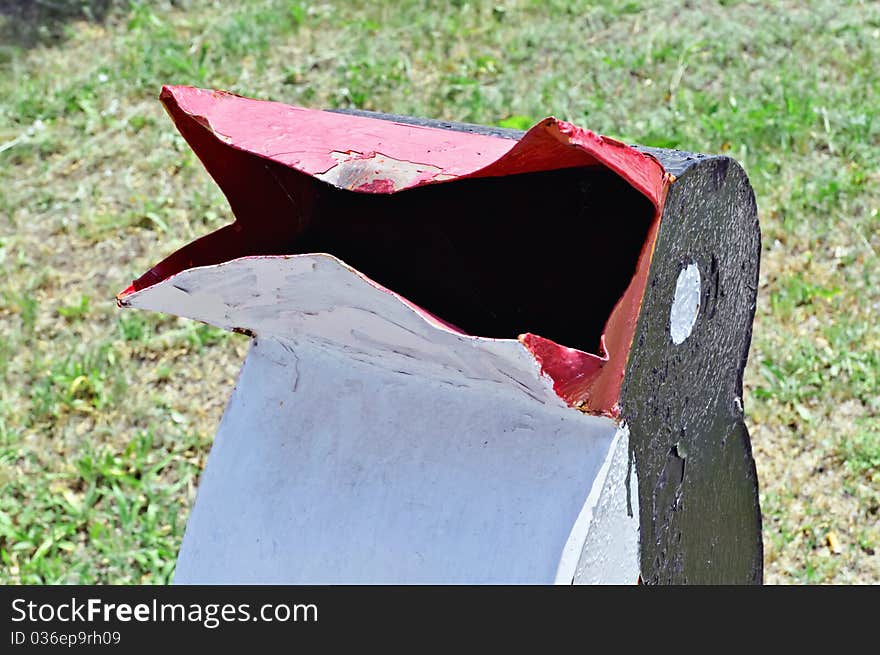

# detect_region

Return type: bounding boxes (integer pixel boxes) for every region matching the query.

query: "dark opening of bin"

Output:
[132,147,655,355]
[297,167,654,354]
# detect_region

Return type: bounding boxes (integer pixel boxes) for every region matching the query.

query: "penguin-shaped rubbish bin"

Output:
[118,86,763,584]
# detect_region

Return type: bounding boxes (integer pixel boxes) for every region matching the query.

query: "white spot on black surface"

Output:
[670,263,701,345]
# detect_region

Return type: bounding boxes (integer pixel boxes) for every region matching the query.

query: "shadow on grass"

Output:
[0,0,127,49]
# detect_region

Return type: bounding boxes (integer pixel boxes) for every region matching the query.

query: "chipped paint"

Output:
[315,150,445,191]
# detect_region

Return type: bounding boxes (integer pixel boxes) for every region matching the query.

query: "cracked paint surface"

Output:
[315,150,450,191]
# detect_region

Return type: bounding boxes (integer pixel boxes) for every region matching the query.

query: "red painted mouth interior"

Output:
[121,87,669,413]
[131,152,653,357]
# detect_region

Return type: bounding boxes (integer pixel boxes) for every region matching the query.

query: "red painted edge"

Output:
[120,85,672,416]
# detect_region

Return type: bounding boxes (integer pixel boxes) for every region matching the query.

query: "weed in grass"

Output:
[58,295,90,322]
[841,430,880,480]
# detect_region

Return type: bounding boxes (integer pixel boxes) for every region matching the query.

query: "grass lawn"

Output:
[0,0,877,584]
